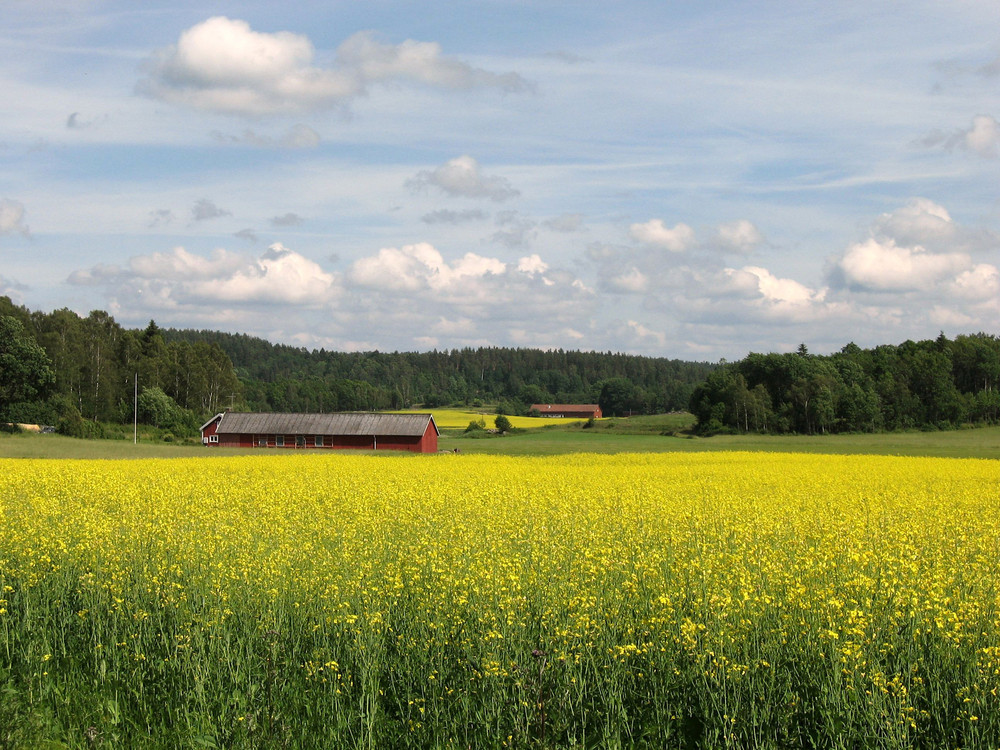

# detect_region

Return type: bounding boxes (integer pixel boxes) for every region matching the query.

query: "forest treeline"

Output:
[0,298,241,437]
[163,328,712,417]
[3,296,1000,438]
[0,298,711,436]
[689,336,1000,434]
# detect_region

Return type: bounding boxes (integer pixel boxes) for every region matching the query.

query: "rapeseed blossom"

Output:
[0,452,998,748]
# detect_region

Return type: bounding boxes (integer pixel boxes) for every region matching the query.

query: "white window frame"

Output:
[314,435,324,447]
[276,435,284,447]
[209,435,218,444]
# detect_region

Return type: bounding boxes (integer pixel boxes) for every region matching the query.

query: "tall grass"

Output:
[1,452,999,747]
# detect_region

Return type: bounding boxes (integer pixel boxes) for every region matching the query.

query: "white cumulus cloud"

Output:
[872,198,956,248]
[950,263,1000,301]
[963,115,1000,157]
[739,266,821,305]
[340,243,593,348]
[139,17,357,116]
[139,17,527,116]
[629,219,694,252]
[834,238,971,292]
[716,220,763,253]
[129,246,246,281]
[69,243,337,309]
[192,243,334,304]
[517,254,548,275]
[348,242,506,292]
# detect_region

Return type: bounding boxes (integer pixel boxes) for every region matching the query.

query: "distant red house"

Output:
[200,412,439,453]
[530,404,602,419]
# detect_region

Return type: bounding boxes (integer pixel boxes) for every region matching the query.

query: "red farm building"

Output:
[200,412,439,453]
[530,404,603,419]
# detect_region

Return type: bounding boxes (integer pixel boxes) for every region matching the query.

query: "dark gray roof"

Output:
[213,412,437,437]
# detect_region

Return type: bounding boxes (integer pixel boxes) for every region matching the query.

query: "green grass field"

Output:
[450,428,1000,458]
[3,413,999,460]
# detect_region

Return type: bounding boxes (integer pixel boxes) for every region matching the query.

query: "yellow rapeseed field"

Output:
[0,451,998,748]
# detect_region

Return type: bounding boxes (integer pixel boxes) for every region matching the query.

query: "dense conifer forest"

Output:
[164,328,712,416]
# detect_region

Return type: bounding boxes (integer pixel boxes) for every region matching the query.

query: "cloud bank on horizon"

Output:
[1,2,998,359]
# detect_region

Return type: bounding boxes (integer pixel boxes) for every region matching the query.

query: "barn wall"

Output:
[214,432,434,452]
[420,424,438,453]
[201,418,220,444]
[375,435,423,452]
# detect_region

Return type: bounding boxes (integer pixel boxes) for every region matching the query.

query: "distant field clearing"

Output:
[392,407,591,429]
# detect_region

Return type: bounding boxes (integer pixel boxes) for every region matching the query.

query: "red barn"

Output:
[530,404,603,419]
[200,412,439,453]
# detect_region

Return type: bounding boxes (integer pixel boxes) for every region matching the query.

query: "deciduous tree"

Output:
[0,315,55,419]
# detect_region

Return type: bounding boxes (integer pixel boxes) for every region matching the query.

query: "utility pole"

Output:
[133,373,138,444]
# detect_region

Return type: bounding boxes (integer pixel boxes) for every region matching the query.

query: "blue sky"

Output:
[2,1,999,359]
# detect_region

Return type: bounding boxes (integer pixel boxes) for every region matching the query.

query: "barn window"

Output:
[209,435,218,444]
[258,438,267,447]
[314,435,324,447]
[296,435,305,448]
[276,435,284,447]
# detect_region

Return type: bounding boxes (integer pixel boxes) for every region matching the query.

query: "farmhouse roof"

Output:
[211,412,438,437]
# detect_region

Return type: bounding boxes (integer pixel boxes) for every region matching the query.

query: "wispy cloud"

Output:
[543,213,583,232]
[191,199,231,222]
[919,115,1000,158]
[147,209,175,228]
[421,209,487,224]
[407,156,519,202]
[210,124,321,149]
[270,213,304,227]
[0,199,29,237]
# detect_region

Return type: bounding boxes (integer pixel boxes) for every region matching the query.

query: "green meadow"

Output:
[3,412,999,460]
